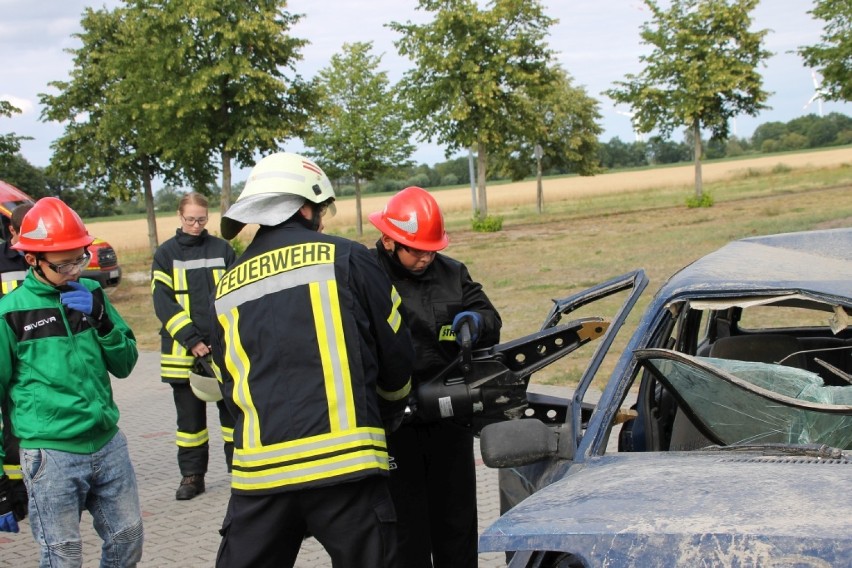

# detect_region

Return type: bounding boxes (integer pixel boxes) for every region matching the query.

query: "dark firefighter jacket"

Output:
[373,242,502,383]
[152,229,235,382]
[211,221,414,495]
[0,241,28,298]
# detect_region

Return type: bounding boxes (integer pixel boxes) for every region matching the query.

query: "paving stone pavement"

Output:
[3,350,586,567]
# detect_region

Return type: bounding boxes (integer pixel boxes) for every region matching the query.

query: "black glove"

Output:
[10,478,27,521]
[0,475,20,533]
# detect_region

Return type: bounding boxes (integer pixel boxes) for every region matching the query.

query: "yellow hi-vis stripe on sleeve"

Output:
[165,312,192,338]
[173,267,190,312]
[221,425,234,443]
[310,280,355,433]
[219,308,260,449]
[378,377,412,402]
[387,286,403,333]
[151,270,173,292]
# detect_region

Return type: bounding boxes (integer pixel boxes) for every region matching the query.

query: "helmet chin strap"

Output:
[294,202,324,232]
[31,255,64,289]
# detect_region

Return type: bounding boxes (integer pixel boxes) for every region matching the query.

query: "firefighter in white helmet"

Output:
[211,152,415,568]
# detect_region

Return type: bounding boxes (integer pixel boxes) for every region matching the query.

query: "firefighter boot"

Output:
[175,475,205,501]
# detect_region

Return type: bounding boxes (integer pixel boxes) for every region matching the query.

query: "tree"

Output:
[605,0,772,200]
[494,66,602,183]
[798,0,852,103]
[41,5,176,254]
[303,42,414,236]
[0,101,30,166]
[389,0,558,218]
[145,0,316,214]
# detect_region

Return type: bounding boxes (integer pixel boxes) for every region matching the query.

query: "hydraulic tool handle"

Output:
[459,322,473,376]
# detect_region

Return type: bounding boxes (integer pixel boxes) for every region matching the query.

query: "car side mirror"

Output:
[481,419,569,468]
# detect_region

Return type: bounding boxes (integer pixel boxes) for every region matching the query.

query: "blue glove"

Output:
[60,281,111,332]
[452,311,483,345]
[0,476,20,533]
[60,280,94,314]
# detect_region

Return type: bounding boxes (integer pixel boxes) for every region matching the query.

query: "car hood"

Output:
[480,451,852,565]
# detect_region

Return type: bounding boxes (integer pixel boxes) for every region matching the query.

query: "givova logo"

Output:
[24,316,57,332]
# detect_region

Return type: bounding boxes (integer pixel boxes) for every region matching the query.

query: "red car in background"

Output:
[0,179,122,288]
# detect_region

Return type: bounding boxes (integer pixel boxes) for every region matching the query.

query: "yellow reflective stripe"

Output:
[232,449,388,490]
[176,428,209,448]
[387,286,403,332]
[310,280,355,432]
[151,270,173,291]
[3,464,22,480]
[1,271,26,295]
[173,267,190,313]
[232,427,386,468]
[377,377,412,402]
[161,351,194,379]
[219,308,259,448]
[165,312,192,337]
[213,268,225,285]
[221,425,234,443]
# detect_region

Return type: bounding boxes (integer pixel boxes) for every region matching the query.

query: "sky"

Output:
[1,0,849,181]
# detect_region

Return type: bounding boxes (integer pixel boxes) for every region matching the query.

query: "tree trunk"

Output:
[476,141,488,219]
[693,121,703,200]
[355,177,363,237]
[221,148,232,214]
[140,155,159,255]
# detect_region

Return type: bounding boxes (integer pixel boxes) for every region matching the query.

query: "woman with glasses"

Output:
[369,186,502,568]
[151,192,236,501]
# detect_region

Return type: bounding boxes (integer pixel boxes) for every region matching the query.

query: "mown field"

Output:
[98,148,852,388]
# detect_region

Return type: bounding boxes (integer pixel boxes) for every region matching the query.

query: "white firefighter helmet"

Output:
[221,152,336,239]
[189,358,223,402]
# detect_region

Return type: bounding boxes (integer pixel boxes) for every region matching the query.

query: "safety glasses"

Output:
[42,251,92,275]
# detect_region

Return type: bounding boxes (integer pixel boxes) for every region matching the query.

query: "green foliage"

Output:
[797,0,852,102]
[606,0,772,198]
[0,101,29,162]
[303,41,414,235]
[471,214,504,232]
[389,0,561,216]
[685,191,714,208]
[230,237,246,257]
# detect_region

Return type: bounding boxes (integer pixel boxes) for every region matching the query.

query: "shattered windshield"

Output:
[637,350,852,450]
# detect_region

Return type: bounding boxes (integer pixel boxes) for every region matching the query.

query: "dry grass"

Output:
[97,149,852,388]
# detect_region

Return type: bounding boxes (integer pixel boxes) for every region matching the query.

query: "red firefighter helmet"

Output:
[368,186,449,251]
[12,197,94,252]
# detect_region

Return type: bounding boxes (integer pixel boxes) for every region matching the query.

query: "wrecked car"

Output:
[478,228,852,567]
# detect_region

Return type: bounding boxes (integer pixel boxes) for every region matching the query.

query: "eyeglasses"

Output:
[181,215,208,226]
[397,243,436,258]
[42,252,92,275]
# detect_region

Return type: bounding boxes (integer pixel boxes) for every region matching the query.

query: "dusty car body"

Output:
[479,228,852,567]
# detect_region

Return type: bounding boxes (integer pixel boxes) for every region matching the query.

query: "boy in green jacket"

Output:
[0,197,143,566]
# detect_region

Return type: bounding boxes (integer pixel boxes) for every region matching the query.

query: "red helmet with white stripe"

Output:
[368,186,448,251]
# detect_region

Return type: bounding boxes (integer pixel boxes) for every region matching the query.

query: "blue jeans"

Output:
[21,430,144,568]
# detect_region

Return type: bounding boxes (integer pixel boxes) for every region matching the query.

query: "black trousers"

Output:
[387,420,478,568]
[171,382,234,476]
[216,476,398,568]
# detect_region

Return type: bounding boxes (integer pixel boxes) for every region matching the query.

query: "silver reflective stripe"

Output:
[232,428,386,468]
[313,280,353,431]
[232,450,387,489]
[215,264,334,312]
[173,257,227,270]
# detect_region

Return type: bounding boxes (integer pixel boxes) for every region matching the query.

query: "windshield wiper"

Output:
[703,443,849,460]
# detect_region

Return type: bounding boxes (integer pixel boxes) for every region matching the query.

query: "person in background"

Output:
[212,152,414,568]
[152,192,236,501]
[0,197,142,566]
[0,203,33,523]
[369,186,502,568]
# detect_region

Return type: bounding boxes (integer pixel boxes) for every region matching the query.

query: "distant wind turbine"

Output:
[803,71,826,117]
[616,109,646,142]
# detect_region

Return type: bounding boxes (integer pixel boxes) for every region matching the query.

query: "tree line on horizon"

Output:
[0,0,848,243]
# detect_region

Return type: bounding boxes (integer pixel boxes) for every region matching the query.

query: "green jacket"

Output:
[0,270,138,469]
